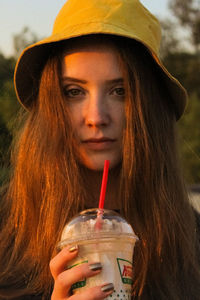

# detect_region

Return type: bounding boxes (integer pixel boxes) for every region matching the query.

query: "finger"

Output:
[69,283,115,300]
[53,262,103,299]
[50,245,78,279]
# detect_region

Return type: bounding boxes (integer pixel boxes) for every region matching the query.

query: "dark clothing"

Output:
[195,210,200,241]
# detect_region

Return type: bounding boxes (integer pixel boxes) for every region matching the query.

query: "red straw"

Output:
[98,160,110,209]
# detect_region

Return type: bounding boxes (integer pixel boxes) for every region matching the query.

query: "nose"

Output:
[85,93,110,128]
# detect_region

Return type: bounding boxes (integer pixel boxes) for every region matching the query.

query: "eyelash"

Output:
[112,87,125,96]
[63,86,125,98]
[63,88,84,98]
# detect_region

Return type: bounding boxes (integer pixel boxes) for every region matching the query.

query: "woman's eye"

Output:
[63,87,83,98]
[112,87,125,96]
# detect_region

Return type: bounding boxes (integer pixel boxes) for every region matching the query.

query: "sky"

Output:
[0,0,170,57]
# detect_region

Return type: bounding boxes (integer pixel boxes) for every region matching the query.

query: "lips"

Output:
[82,137,116,150]
[83,138,115,143]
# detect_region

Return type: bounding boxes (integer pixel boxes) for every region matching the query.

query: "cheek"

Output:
[114,105,126,131]
[67,104,82,130]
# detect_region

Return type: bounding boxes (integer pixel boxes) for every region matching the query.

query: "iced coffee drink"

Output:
[58,208,138,299]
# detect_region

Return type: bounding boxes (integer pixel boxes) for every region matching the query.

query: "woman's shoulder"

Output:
[0,296,42,300]
[194,209,200,230]
[194,209,200,246]
[12,295,43,300]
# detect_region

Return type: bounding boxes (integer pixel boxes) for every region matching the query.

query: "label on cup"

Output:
[68,260,88,290]
[69,257,133,294]
[117,258,133,285]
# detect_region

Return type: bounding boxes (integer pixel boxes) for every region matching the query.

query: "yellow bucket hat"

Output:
[14,0,187,119]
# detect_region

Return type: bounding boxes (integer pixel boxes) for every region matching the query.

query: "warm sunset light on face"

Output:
[61,43,126,171]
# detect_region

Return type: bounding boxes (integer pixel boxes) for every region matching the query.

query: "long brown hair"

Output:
[0,35,199,299]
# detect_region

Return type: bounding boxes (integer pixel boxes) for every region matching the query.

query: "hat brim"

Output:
[14,29,187,120]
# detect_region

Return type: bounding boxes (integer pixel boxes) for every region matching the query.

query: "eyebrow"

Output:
[61,76,124,84]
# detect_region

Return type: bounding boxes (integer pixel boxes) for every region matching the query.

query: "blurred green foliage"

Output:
[163,0,200,184]
[0,1,200,185]
[178,93,200,184]
[169,0,200,49]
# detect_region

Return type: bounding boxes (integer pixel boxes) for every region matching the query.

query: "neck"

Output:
[81,164,121,211]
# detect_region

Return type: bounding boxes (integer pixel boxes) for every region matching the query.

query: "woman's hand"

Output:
[50,245,114,300]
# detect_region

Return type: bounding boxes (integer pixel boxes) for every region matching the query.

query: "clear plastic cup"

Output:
[57,208,138,299]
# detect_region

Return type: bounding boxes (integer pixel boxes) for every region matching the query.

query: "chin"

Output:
[81,156,122,171]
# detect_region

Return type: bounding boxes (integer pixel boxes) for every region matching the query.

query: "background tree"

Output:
[159,19,181,59]
[0,53,17,184]
[178,93,200,183]
[0,27,38,185]
[161,0,200,184]
[13,26,38,59]
[169,0,200,51]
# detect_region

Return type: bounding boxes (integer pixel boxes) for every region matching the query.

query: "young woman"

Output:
[0,0,200,299]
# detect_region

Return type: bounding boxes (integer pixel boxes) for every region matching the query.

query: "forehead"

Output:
[61,38,123,78]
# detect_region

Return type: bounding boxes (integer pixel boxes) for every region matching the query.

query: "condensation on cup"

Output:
[57,208,138,299]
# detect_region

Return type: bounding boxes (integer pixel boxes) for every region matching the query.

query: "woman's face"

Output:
[61,42,125,170]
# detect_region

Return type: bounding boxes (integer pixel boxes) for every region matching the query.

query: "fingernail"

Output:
[89,262,102,271]
[101,283,114,293]
[68,245,78,252]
